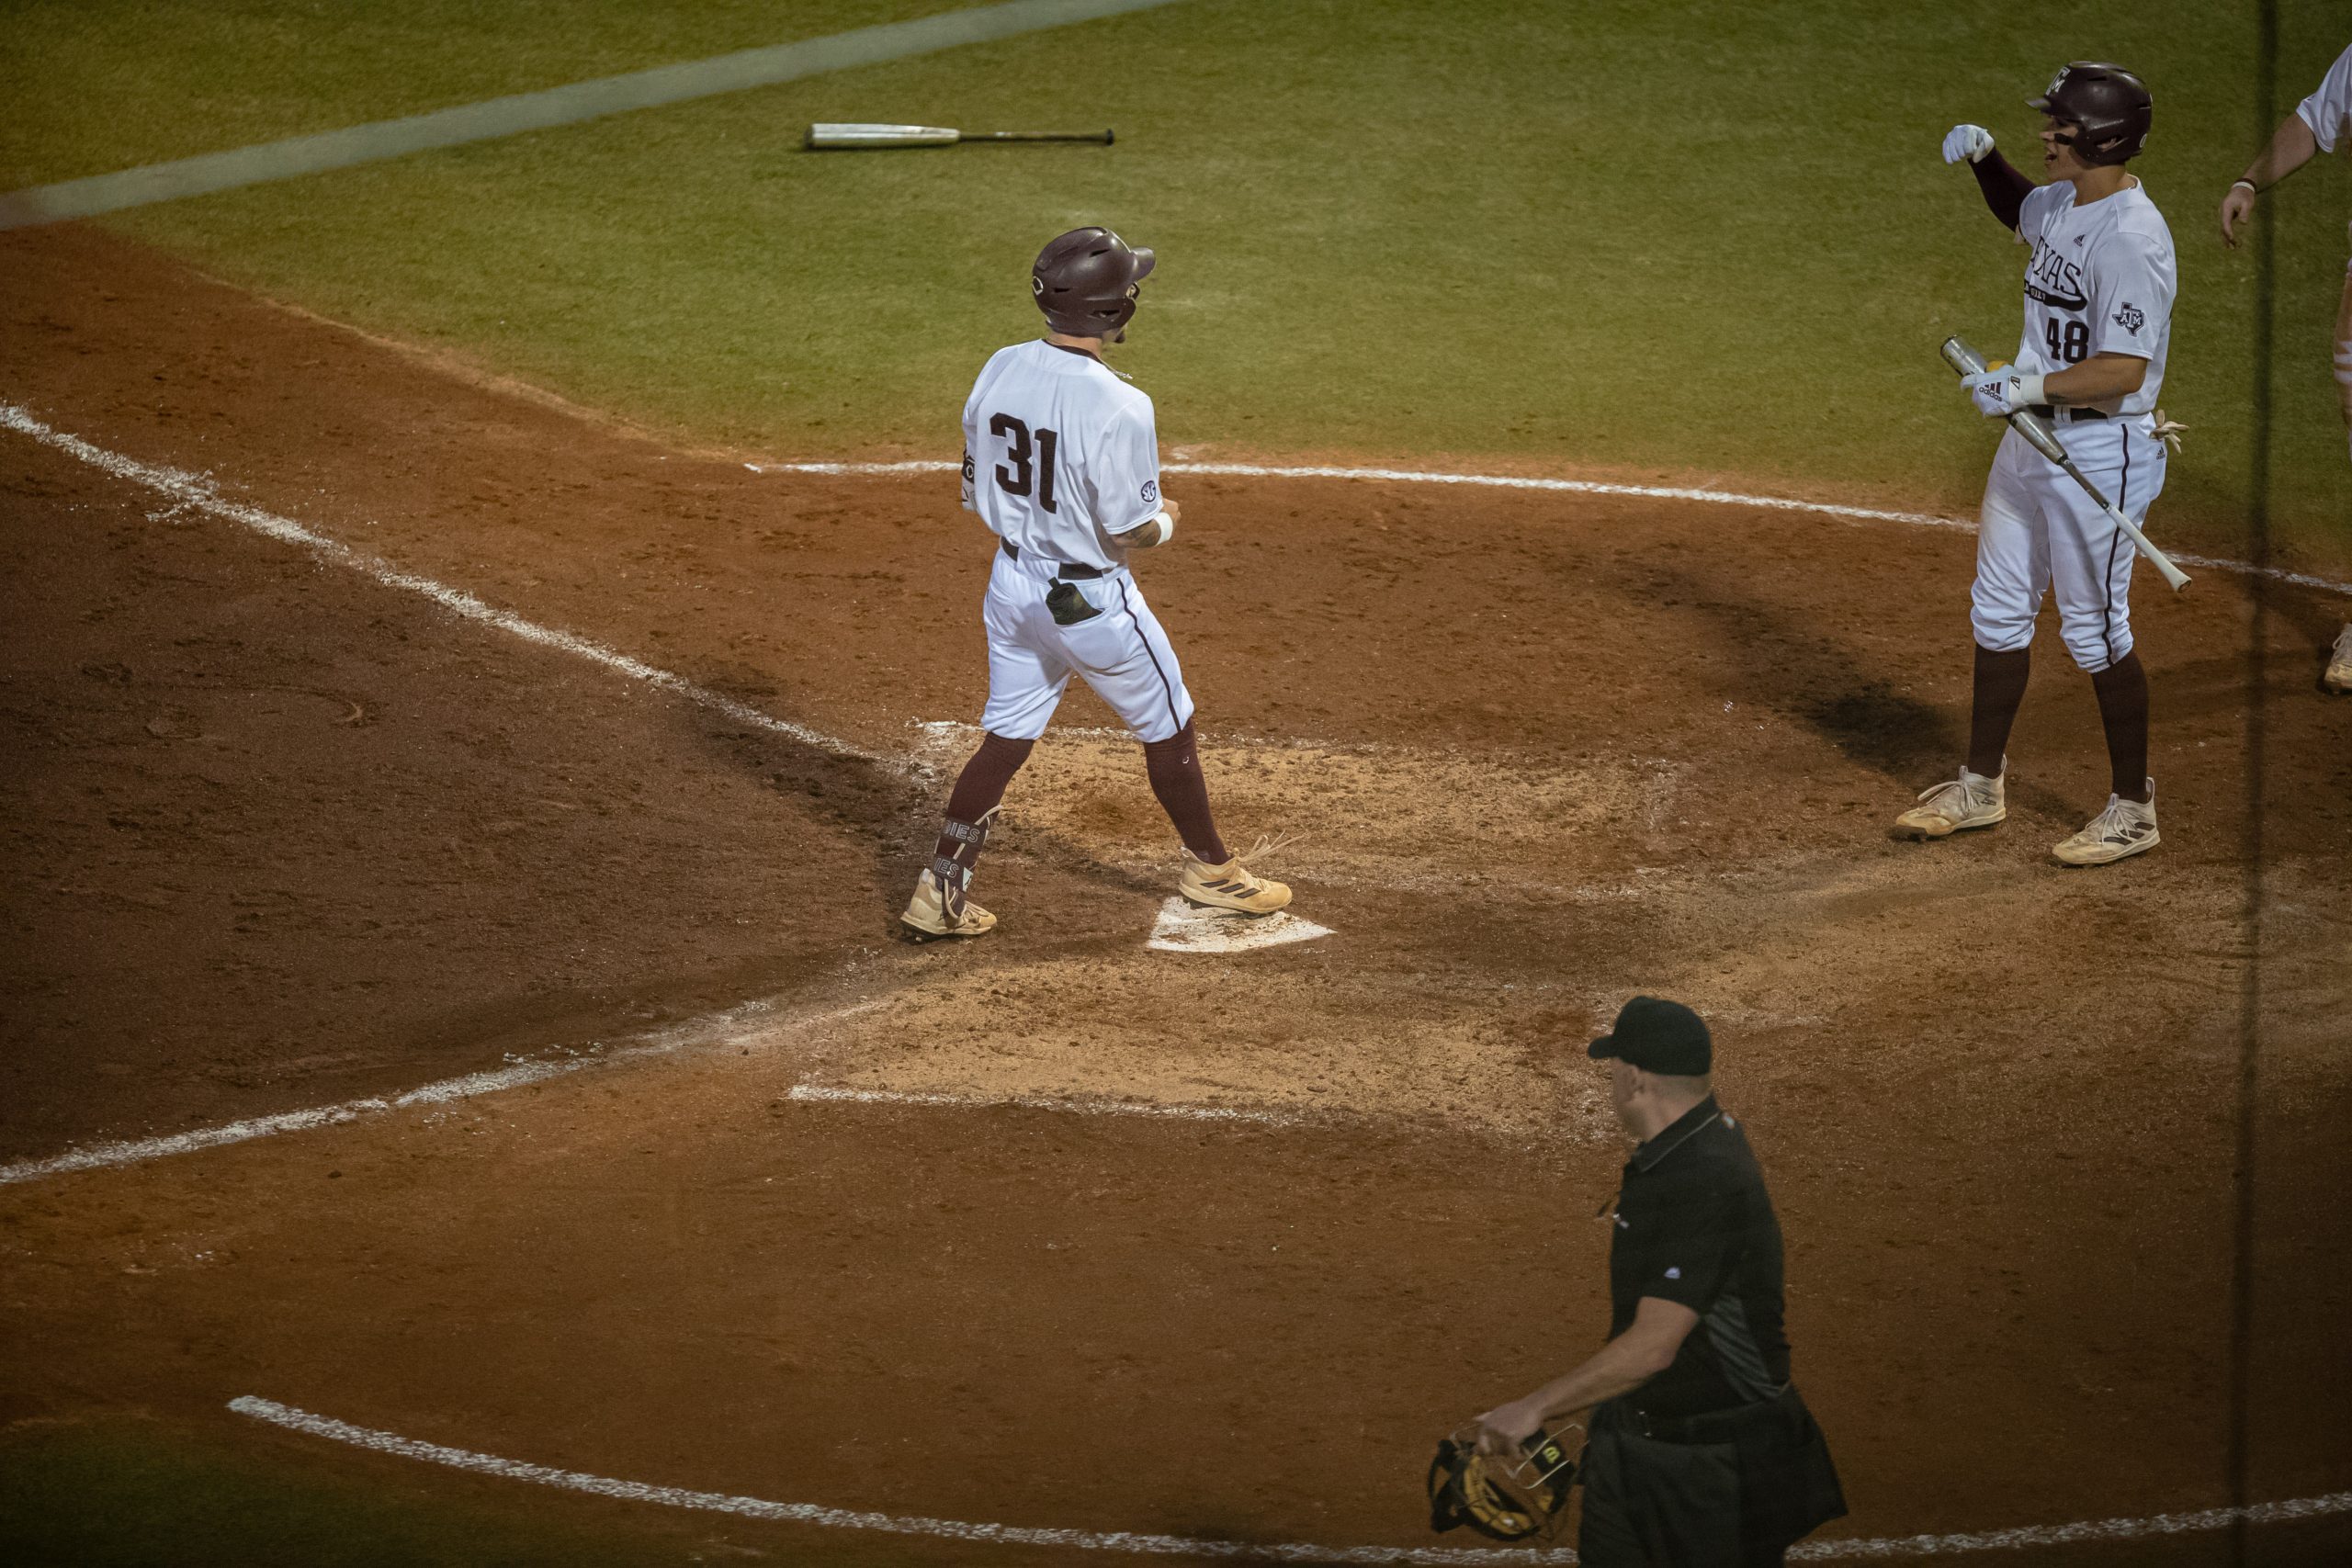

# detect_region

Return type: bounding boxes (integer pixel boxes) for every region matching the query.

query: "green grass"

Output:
[0,1418,695,1567]
[0,0,954,186]
[7,0,2348,562]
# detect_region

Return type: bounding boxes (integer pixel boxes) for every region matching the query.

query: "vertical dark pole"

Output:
[2225,6,2278,1564]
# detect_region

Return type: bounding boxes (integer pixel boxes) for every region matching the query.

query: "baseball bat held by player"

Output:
[805,124,1114,150]
[1940,336,2190,593]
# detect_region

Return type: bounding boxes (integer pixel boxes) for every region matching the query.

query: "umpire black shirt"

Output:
[1606,1094,1792,1419]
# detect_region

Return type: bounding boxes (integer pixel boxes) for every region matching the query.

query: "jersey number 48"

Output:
[2043,318,2090,365]
[990,413,1060,513]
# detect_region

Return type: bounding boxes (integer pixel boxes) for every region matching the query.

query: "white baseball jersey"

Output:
[2012,178,2177,416]
[2297,40,2352,276]
[958,340,1194,746]
[2295,41,2352,152]
[960,339,1163,571]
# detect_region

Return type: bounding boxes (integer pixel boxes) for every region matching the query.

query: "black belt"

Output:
[1000,539,1102,580]
[2027,404,2109,423]
[1622,1393,1785,1445]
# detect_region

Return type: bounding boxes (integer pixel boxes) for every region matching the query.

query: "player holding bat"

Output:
[1917,63,2179,866]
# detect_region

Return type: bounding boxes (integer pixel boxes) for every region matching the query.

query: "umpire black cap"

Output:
[1588,997,1713,1075]
[2030,62,2153,165]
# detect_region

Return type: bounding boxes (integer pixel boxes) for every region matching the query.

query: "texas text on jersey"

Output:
[2011,177,2177,415]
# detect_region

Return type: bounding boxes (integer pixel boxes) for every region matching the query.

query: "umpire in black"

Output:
[1473,998,1845,1565]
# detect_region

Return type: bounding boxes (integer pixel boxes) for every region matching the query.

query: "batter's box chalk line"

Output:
[785,1082,1305,1127]
[0,994,886,1187]
[751,457,2352,600]
[228,1396,2352,1563]
[1148,897,1334,953]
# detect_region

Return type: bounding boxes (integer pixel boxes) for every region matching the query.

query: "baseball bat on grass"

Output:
[805,123,1114,149]
[1940,335,2189,593]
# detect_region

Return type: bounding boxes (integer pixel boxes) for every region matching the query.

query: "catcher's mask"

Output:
[1427,1424,1579,1542]
[1031,227,1155,341]
[2030,62,2152,166]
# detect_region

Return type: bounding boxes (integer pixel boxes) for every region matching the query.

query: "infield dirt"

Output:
[3,224,2349,1562]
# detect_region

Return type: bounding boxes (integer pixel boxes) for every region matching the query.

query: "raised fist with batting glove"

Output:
[1942,123,1996,164]
[1964,364,2044,418]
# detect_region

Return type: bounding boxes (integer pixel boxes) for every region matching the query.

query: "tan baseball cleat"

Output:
[2325,623,2352,694]
[1178,844,1292,916]
[900,869,996,940]
[1895,766,2007,838]
[2052,784,2160,867]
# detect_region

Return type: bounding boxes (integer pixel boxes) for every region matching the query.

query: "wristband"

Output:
[2231,178,2258,195]
[1118,511,1174,547]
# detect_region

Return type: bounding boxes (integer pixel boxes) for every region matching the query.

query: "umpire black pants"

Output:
[1577,1391,1844,1568]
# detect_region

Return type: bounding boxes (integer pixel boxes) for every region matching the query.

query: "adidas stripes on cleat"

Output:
[1177,845,1292,916]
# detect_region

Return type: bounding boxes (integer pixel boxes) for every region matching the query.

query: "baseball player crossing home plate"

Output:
[900,228,1293,940]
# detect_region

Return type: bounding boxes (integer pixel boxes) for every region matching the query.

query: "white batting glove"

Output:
[1942,124,1995,165]
[1964,366,2044,418]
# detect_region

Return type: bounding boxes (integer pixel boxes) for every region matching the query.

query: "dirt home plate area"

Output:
[3,222,2350,1564]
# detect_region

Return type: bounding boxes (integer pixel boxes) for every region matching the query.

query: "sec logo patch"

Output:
[1141,479,1158,505]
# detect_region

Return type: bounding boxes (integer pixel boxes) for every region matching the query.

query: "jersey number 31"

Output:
[990,413,1059,513]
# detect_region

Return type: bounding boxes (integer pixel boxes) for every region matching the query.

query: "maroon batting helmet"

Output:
[1031,227,1155,340]
[2030,62,2153,165]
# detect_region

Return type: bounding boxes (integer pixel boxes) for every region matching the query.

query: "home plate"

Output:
[1147,898,1333,953]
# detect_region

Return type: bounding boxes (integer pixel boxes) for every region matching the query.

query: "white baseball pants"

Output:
[978,545,1195,745]
[1970,416,2167,673]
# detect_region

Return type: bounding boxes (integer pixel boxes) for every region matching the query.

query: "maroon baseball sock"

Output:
[1966,643,2031,779]
[1143,719,1228,863]
[2090,651,2151,802]
[933,732,1035,865]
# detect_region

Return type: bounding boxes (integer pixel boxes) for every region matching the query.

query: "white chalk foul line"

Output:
[228,1395,2352,1562]
[1793,1490,2352,1559]
[0,403,888,764]
[751,457,2352,599]
[0,998,884,1186]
